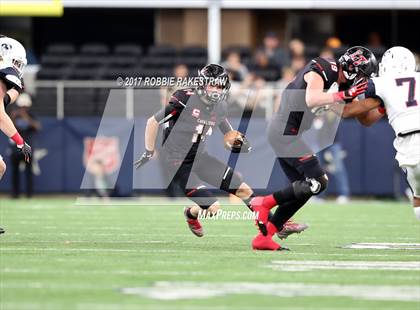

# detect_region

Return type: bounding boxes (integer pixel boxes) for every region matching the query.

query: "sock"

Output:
[271,197,310,231]
[186,208,197,220]
[260,194,278,209]
[414,206,420,220]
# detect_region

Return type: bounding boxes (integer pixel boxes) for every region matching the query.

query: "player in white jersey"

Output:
[340,46,420,220]
[0,35,33,234]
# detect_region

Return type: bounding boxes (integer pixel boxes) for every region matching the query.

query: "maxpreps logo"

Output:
[83,137,121,174]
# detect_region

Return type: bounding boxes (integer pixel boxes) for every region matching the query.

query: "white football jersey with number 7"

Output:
[372,72,420,136]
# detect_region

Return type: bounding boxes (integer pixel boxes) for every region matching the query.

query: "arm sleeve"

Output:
[153,89,187,124]
[218,118,233,134]
[153,105,178,124]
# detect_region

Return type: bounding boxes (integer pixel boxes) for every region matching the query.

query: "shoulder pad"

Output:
[309,57,338,83]
[169,88,195,107]
[0,67,22,91]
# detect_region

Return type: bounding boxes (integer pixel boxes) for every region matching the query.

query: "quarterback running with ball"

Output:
[134,64,305,238]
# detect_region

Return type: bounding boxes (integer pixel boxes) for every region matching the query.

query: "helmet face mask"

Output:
[378,46,416,77]
[0,37,27,77]
[339,46,378,82]
[197,64,231,106]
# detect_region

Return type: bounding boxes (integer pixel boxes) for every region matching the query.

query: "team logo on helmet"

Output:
[348,49,368,66]
[1,43,12,51]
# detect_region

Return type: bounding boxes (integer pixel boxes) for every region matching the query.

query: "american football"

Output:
[223,130,244,149]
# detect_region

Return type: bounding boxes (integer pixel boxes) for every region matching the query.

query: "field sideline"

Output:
[0,197,419,310]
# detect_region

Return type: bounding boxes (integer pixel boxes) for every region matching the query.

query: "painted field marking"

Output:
[268,260,420,271]
[121,281,420,302]
[342,243,420,250]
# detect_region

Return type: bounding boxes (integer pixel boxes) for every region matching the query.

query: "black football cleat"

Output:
[0,227,5,234]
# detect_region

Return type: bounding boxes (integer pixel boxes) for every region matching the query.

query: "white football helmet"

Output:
[0,36,27,77]
[379,46,416,77]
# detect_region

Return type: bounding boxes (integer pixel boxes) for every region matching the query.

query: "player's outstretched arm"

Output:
[356,108,384,127]
[0,82,21,138]
[134,116,159,169]
[0,82,32,162]
[305,72,368,108]
[341,97,381,118]
[145,116,159,152]
[3,88,20,109]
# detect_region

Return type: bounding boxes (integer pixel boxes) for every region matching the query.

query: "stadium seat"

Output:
[148,45,177,57]
[46,43,76,55]
[36,67,70,80]
[41,55,76,69]
[141,56,175,69]
[107,55,139,68]
[80,43,110,55]
[66,68,102,80]
[74,55,110,69]
[114,44,143,57]
[100,66,142,80]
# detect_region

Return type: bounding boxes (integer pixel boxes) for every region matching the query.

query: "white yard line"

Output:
[121,281,420,302]
[268,260,420,271]
[342,243,420,250]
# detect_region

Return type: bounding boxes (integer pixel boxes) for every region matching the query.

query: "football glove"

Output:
[134,149,154,169]
[333,78,368,102]
[17,142,32,163]
[229,134,252,153]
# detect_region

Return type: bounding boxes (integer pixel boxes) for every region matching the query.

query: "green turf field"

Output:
[0,197,419,310]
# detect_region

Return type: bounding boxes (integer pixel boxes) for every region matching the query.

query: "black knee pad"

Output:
[291,180,314,201]
[185,186,218,209]
[291,174,328,200]
[220,167,243,194]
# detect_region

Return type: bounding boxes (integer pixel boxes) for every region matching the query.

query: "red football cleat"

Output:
[184,207,204,237]
[251,232,289,251]
[277,220,309,240]
[251,196,274,235]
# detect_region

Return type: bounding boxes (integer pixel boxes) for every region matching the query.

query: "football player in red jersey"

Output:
[135,64,306,239]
